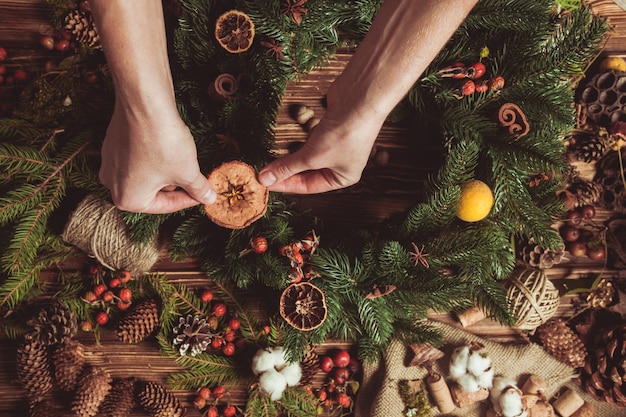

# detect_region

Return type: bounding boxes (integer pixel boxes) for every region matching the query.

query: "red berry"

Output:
[83,291,97,303]
[108,277,122,289]
[0,47,7,61]
[490,75,505,91]
[118,270,132,284]
[347,357,361,376]
[95,311,109,326]
[565,210,582,226]
[580,204,596,220]
[39,35,55,50]
[54,38,71,53]
[88,264,101,275]
[222,342,236,356]
[93,283,107,297]
[228,318,241,330]
[212,385,226,399]
[223,405,237,417]
[206,406,219,417]
[224,329,236,342]
[211,337,223,349]
[116,300,131,310]
[333,367,350,385]
[460,79,475,96]
[318,389,328,401]
[82,70,99,84]
[319,355,334,373]
[475,80,489,93]
[250,236,268,254]
[118,288,132,302]
[566,241,587,257]
[336,392,352,408]
[193,395,206,409]
[201,289,214,303]
[199,386,212,400]
[586,244,606,261]
[102,290,114,303]
[279,244,292,257]
[13,69,29,83]
[332,350,351,368]
[80,321,93,332]
[468,62,486,79]
[561,225,580,242]
[213,302,227,317]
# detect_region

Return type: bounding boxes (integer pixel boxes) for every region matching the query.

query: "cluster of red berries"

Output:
[278,231,321,284]
[81,267,133,329]
[0,47,31,116]
[438,61,505,98]
[561,204,607,261]
[199,289,243,357]
[313,349,361,413]
[193,385,239,417]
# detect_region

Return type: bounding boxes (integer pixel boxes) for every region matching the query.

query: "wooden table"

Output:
[0,1,625,416]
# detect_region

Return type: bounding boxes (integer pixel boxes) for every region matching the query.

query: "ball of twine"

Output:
[506,267,560,331]
[61,195,160,275]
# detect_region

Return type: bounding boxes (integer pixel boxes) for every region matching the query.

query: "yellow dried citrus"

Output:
[598,56,626,72]
[215,10,255,53]
[456,179,494,222]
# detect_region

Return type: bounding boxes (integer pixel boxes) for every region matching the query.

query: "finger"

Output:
[179,172,217,205]
[141,189,204,214]
[258,151,320,189]
[266,168,342,194]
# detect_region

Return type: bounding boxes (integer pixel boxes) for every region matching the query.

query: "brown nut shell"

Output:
[203,161,268,229]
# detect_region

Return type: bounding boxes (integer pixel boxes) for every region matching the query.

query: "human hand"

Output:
[258,92,385,194]
[99,104,216,214]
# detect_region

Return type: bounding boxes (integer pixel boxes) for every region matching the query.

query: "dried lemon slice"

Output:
[204,161,268,229]
[215,10,255,53]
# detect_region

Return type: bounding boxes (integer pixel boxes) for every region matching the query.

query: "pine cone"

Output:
[171,314,213,356]
[51,338,86,392]
[519,240,564,269]
[29,398,65,417]
[64,9,100,48]
[568,129,610,163]
[581,324,626,407]
[16,338,53,400]
[299,346,319,386]
[137,381,186,417]
[117,298,159,344]
[537,318,587,369]
[99,378,136,417]
[71,365,112,417]
[26,302,77,345]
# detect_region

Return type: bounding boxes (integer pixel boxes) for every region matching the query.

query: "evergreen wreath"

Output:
[0,0,609,414]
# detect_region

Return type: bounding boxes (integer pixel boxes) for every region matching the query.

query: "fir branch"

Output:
[211,280,264,345]
[275,386,318,417]
[246,385,278,417]
[356,296,394,345]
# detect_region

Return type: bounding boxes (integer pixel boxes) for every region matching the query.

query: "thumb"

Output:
[181,172,217,205]
[258,152,312,188]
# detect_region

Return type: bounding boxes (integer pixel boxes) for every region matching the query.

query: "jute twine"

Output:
[356,320,617,417]
[506,267,560,331]
[61,194,160,275]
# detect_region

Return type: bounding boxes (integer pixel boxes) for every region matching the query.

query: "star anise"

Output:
[281,0,307,25]
[222,184,245,206]
[260,37,286,61]
[409,242,430,268]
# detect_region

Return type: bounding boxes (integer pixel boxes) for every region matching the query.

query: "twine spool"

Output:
[426,373,455,413]
[61,195,160,275]
[207,73,238,102]
[552,388,584,417]
[505,268,560,331]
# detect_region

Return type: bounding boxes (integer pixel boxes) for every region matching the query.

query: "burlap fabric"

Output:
[355,320,622,417]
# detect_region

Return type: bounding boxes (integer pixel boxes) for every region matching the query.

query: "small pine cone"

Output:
[16,339,53,400]
[137,381,186,417]
[51,339,86,392]
[29,398,65,417]
[537,318,587,369]
[71,365,112,417]
[117,298,159,344]
[299,346,319,386]
[26,302,77,346]
[582,324,626,406]
[171,314,212,356]
[99,378,136,417]
[519,241,564,269]
[64,9,100,48]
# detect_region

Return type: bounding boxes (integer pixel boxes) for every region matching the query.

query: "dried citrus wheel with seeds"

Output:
[203,161,268,229]
[215,10,255,53]
[279,282,327,331]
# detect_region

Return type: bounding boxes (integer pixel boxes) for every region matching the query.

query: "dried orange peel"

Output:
[204,161,268,229]
[215,10,255,53]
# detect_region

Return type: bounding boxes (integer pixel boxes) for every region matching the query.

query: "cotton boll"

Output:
[252,348,276,375]
[449,345,470,380]
[271,346,288,371]
[281,362,302,387]
[499,385,526,417]
[455,372,480,393]
[259,368,288,401]
[474,365,494,389]
[466,349,491,377]
[490,376,518,414]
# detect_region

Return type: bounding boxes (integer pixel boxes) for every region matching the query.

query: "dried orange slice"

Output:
[215,10,255,53]
[203,161,268,229]
[279,282,327,331]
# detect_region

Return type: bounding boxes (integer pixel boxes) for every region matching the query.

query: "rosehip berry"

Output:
[102,290,114,303]
[88,264,101,275]
[0,47,7,61]
[39,35,55,50]
[250,236,268,254]
[80,321,93,332]
[318,389,328,401]
[333,367,350,385]
[336,392,352,408]
[468,62,486,79]
[93,283,107,297]
[118,288,132,302]
[116,300,131,310]
[13,69,29,83]
[460,79,475,96]
[199,386,212,400]
[212,385,226,399]
[223,405,237,417]
[83,291,97,303]
[193,395,206,409]
[54,38,71,53]
[200,289,214,303]
[118,270,132,284]
[82,70,99,84]
[222,342,236,356]
[206,406,219,417]
[108,277,122,288]
[228,318,241,330]
[332,350,351,368]
[211,337,223,349]
[475,79,489,93]
[224,329,236,342]
[95,311,109,326]
[490,75,505,91]
[213,302,227,317]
